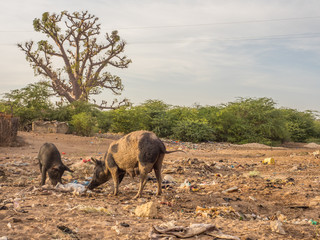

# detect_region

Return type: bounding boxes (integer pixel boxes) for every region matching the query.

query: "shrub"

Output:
[281,109,316,142]
[213,98,289,144]
[0,81,54,129]
[137,100,171,135]
[172,119,215,143]
[70,112,96,136]
[109,107,143,133]
[1,82,319,146]
[96,111,113,133]
[313,120,320,139]
[51,101,101,125]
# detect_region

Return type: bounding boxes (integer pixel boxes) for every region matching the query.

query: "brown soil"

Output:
[0,132,320,240]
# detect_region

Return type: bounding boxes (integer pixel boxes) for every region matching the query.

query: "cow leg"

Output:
[118,170,126,184]
[134,162,155,199]
[109,167,119,195]
[40,166,47,186]
[154,153,164,196]
[106,153,120,195]
[134,171,148,199]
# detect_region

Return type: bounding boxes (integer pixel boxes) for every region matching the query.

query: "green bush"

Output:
[48,103,73,122]
[212,98,289,145]
[109,107,144,133]
[96,111,113,133]
[313,120,320,138]
[172,119,215,143]
[70,112,96,136]
[281,109,316,142]
[137,100,173,137]
[0,81,54,129]
[1,82,319,145]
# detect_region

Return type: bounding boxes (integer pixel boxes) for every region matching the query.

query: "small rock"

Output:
[270,220,286,235]
[135,201,157,218]
[248,196,256,201]
[120,222,130,227]
[222,186,239,194]
[12,218,22,223]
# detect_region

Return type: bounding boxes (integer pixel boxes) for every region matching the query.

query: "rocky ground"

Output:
[0,132,320,239]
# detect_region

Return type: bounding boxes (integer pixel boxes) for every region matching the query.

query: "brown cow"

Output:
[88,131,184,198]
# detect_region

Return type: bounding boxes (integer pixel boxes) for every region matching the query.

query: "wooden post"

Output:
[0,113,19,146]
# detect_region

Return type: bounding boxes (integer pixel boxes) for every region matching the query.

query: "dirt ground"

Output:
[1,132,320,240]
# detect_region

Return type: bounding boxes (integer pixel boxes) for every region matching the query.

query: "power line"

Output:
[114,16,320,30]
[1,16,320,32]
[128,32,320,44]
[1,31,320,46]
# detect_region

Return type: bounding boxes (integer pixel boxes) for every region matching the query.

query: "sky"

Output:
[1,0,320,112]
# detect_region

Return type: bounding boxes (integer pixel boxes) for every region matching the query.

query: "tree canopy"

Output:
[18,11,132,109]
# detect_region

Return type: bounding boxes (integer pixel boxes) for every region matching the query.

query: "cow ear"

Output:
[64,165,74,172]
[91,157,98,165]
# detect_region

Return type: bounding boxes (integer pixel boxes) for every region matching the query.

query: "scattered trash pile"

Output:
[55,182,86,194]
[1,134,320,239]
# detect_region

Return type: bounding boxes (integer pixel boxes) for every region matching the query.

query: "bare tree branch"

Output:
[19,11,131,109]
[99,98,131,110]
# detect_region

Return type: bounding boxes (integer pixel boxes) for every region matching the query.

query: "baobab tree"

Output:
[18,11,132,109]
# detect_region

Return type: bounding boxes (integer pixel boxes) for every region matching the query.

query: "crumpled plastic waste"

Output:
[161,175,176,189]
[150,221,240,240]
[179,179,191,189]
[309,219,318,225]
[262,157,275,165]
[71,180,90,186]
[179,179,201,192]
[55,182,86,193]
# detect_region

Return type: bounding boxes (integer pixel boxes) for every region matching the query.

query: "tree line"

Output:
[1,81,319,145]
